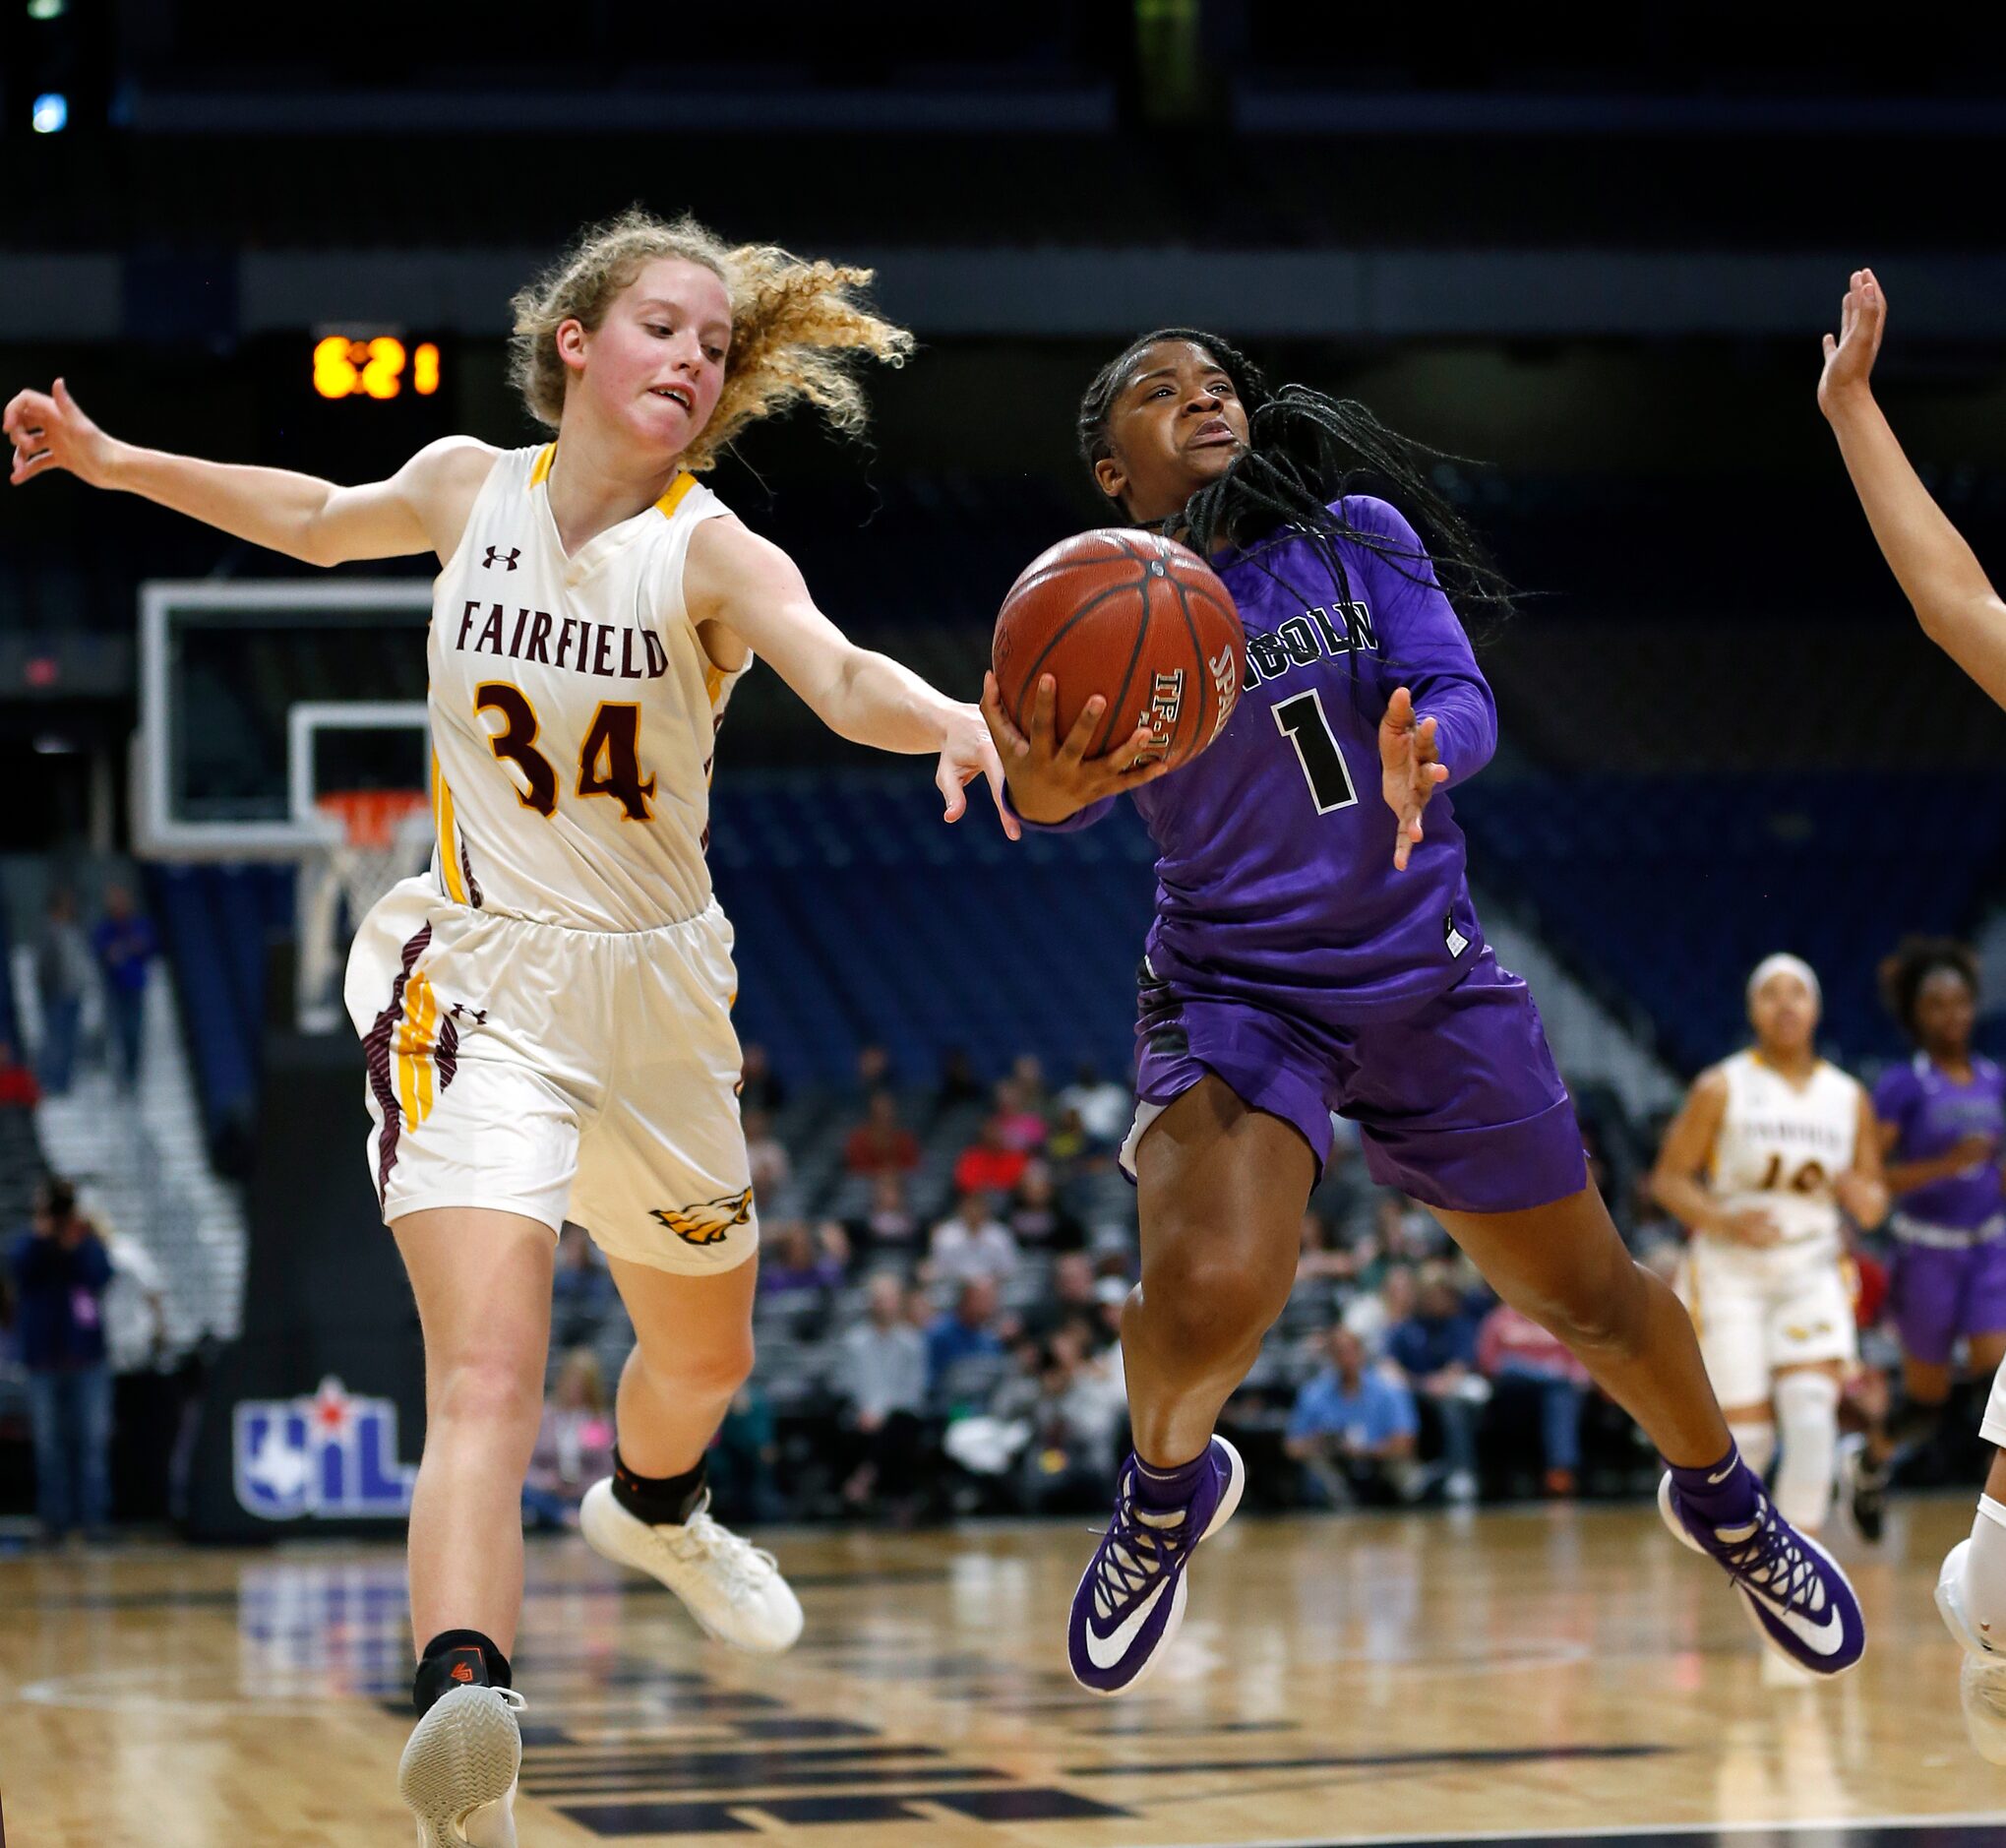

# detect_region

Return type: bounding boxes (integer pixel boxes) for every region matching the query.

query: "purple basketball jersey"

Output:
[1873,1053,2006,1230]
[1036,495,1495,1020]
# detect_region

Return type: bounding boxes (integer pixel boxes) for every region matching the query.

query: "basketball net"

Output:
[296,789,433,1033]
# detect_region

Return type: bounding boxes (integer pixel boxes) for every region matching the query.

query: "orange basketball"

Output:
[991,528,1245,773]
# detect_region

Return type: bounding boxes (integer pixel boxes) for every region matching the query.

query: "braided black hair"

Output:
[1879,935,1980,1044]
[1076,328,1515,631]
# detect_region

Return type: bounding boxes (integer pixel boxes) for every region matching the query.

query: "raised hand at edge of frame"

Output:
[1818,269,1887,420]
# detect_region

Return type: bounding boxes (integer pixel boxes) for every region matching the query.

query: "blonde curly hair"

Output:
[508,208,912,472]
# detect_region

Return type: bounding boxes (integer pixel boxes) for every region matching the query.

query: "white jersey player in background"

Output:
[1651,955,1888,1555]
[6,209,1017,1848]
[1819,265,2006,1758]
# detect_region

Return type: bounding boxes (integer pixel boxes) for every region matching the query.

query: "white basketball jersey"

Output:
[1710,1049,1862,1251]
[426,443,746,931]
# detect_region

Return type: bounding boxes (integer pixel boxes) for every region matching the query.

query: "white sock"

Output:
[1966,1494,2006,1644]
[1730,1419,1776,1479]
[1772,1372,1841,1531]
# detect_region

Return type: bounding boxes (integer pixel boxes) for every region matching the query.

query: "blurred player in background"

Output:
[982,327,1866,1696]
[7,208,1010,1846]
[1847,941,2006,1537]
[1650,955,1887,1550]
[1822,266,2006,1758]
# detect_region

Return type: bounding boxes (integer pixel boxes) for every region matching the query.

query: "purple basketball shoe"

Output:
[1067,1437,1245,1695]
[1658,1472,1865,1676]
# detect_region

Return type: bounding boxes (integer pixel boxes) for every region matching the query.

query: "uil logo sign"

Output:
[649,1188,755,1246]
[233,1376,417,1521]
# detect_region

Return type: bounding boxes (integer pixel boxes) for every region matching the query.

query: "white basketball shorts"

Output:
[1677,1238,1857,1408]
[344,875,758,1275]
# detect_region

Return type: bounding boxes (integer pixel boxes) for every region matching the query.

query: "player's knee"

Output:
[1541,1254,1653,1359]
[431,1350,544,1439]
[1139,1242,1290,1361]
[638,1326,754,1401]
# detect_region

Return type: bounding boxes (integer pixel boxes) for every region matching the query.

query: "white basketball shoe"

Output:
[398,1683,527,1848]
[1938,1539,2006,1763]
[580,1480,803,1653]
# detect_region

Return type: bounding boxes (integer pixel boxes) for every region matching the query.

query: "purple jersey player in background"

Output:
[1849,940,2006,1533]
[979,326,1863,1696]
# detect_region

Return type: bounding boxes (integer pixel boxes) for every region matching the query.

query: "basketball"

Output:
[992,527,1246,772]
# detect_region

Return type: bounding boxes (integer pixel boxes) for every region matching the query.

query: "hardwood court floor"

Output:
[1,1496,1998,1848]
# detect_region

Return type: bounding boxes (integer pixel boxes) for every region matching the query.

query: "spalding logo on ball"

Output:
[993,528,1245,773]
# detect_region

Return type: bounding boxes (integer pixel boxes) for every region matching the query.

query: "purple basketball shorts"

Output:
[1123,948,1588,1216]
[1888,1221,2006,1366]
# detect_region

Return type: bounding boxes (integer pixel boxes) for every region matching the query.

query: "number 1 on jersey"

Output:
[1274,689,1359,815]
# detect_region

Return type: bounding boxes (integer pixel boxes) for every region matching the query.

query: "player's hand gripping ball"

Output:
[991,528,1245,774]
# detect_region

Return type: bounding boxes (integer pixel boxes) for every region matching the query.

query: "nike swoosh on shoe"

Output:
[1738,1581,1847,1655]
[1084,1577,1173,1670]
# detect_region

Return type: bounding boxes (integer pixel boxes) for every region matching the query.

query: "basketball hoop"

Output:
[296,787,434,1033]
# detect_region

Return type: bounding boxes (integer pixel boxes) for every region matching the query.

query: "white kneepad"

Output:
[1772,1371,1841,1531]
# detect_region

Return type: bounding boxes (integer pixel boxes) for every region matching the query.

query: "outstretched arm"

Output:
[686,515,1017,837]
[4,377,494,568]
[1819,270,2006,708]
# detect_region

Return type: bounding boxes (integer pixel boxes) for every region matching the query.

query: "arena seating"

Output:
[1454,771,2006,1074]
[145,762,2006,1183]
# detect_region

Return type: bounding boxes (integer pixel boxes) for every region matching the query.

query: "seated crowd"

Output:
[526,1044,1710,1530]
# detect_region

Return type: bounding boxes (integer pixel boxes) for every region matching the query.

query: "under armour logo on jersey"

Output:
[449,1003,487,1024]
[482,546,520,571]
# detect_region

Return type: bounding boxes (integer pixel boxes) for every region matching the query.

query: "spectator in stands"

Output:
[843,1089,920,1177]
[550,1222,618,1351]
[91,884,157,1091]
[760,1219,846,1299]
[833,1273,929,1519]
[738,1041,785,1114]
[927,1277,1009,1413]
[710,1382,783,1527]
[1012,1322,1127,1512]
[926,1191,1018,1291]
[1309,1124,1376,1247]
[522,1349,615,1531]
[1026,1250,1102,1341]
[936,1046,985,1114]
[1344,1259,1414,1355]
[1296,1210,1357,1284]
[954,1113,1030,1198]
[1477,1300,1592,1497]
[1093,1274,1130,1350]
[744,1107,790,1203]
[34,889,92,1096]
[1010,1053,1050,1111]
[1006,1160,1086,1253]
[848,1170,921,1263]
[1286,1325,1420,1507]
[1042,1103,1094,1179]
[1375,1192,1448,1264]
[1058,1060,1130,1148]
[10,1177,114,1542]
[1387,1265,1488,1503]
[0,1039,42,1111]
[990,1077,1048,1152]
[855,1043,892,1093]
